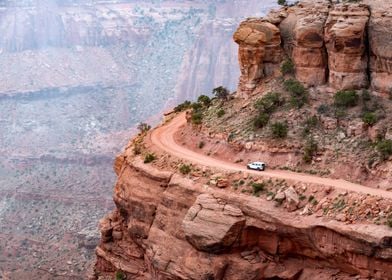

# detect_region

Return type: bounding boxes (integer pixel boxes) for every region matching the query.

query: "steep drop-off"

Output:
[94,1,392,279]
[94,154,392,279]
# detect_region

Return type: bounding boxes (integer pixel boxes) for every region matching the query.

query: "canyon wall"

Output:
[234,0,392,95]
[94,155,392,279]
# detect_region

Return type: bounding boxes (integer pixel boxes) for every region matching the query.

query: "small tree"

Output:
[137,122,151,133]
[253,113,270,129]
[254,92,283,114]
[144,153,156,164]
[213,86,230,101]
[173,100,191,112]
[277,0,287,5]
[115,270,126,280]
[362,112,378,127]
[271,122,288,139]
[217,109,225,118]
[197,95,211,107]
[334,90,359,108]
[281,58,294,75]
[191,111,203,125]
[179,164,191,174]
[376,140,392,161]
[283,79,307,108]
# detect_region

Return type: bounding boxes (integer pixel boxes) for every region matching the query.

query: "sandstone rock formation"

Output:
[234,1,392,94]
[183,194,245,253]
[94,155,392,279]
[233,19,282,95]
[324,4,370,90]
[367,6,392,93]
[280,0,330,86]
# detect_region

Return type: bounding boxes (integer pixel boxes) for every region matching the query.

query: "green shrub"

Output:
[144,153,156,164]
[213,86,230,101]
[198,141,205,149]
[283,79,307,108]
[277,0,287,5]
[197,95,211,107]
[255,92,283,114]
[362,112,378,126]
[191,111,203,125]
[281,58,294,75]
[252,182,265,194]
[334,90,359,108]
[217,109,225,118]
[317,104,330,115]
[253,113,270,129]
[179,164,192,174]
[303,137,318,163]
[173,100,191,112]
[376,140,392,160]
[284,79,306,96]
[116,270,126,280]
[387,214,392,228]
[271,122,288,139]
[191,102,203,111]
[137,122,151,133]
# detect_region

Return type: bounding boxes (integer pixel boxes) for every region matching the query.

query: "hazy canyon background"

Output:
[0,0,278,278]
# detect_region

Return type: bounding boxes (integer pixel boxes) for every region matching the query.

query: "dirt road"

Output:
[151,113,392,199]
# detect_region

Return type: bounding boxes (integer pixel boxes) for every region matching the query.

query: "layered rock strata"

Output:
[281,0,330,86]
[94,156,392,279]
[368,7,392,93]
[233,19,282,95]
[324,4,370,90]
[234,1,392,94]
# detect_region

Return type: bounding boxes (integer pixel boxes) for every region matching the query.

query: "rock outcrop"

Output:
[234,0,392,94]
[233,19,282,95]
[324,4,370,90]
[280,0,330,86]
[94,155,392,279]
[368,5,392,93]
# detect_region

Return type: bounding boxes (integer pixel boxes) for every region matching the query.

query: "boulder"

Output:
[284,187,300,212]
[182,194,245,253]
[216,178,230,188]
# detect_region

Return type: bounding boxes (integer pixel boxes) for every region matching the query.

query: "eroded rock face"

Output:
[94,157,392,279]
[233,19,282,95]
[183,194,245,253]
[368,8,392,93]
[324,4,370,90]
[291,1,330,86]
[235,1,392,94]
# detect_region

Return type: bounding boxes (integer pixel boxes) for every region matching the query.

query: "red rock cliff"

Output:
[234,0,392,95]
[94,154,392,279]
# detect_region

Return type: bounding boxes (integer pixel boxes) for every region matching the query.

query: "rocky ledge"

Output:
[234,0,392,95]
[93,154,392,279]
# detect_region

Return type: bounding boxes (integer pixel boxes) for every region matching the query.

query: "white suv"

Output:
[247,162,266,171]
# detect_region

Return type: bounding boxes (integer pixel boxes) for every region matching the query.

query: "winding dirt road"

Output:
[151,113,392,199]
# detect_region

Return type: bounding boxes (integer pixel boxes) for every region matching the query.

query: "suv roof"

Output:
[250,162,265,165]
